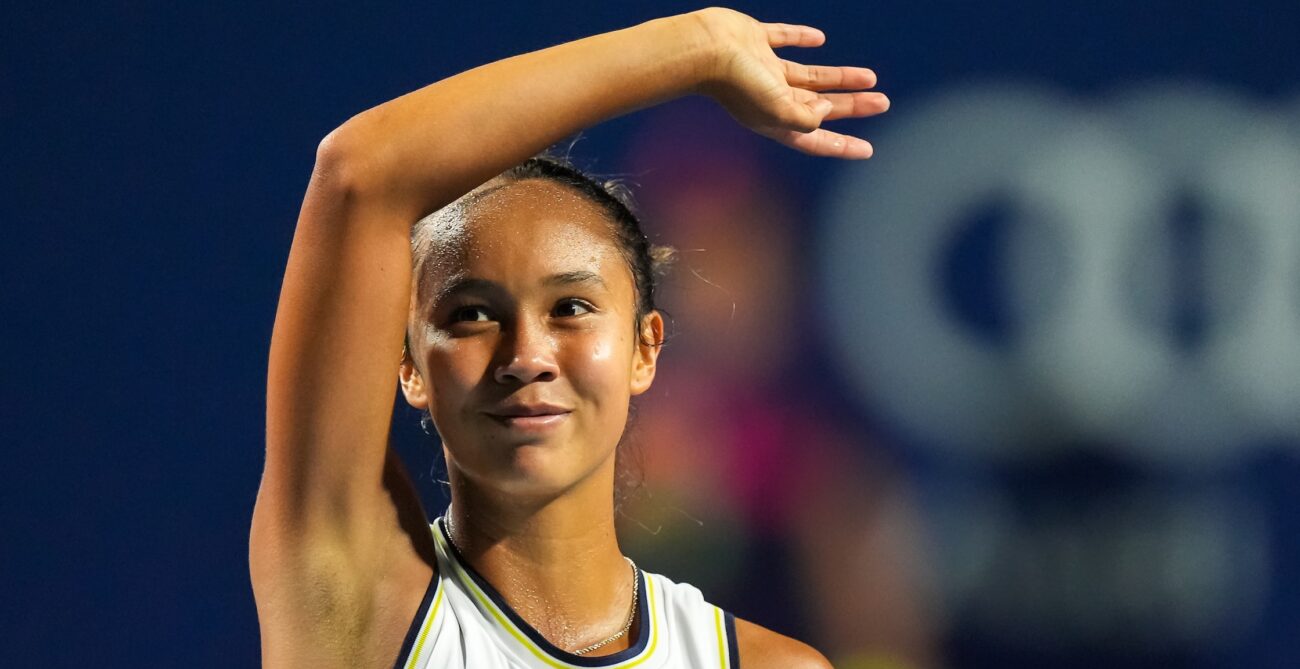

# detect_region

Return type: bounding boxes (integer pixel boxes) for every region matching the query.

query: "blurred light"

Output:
[820,82,1300,470]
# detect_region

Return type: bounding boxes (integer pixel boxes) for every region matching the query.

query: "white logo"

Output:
[820,83,1300,470]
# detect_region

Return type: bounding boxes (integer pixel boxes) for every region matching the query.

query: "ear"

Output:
[399,344,432,410]
[630,311,665,396]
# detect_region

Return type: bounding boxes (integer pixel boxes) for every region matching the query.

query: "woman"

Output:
[250,7,889,668]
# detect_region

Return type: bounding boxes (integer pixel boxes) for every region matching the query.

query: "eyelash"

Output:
[451,305,492,323]
[554,298,595,317]
[447,299,595,323]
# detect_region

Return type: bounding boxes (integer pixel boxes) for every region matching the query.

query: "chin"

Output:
[459,441,614,502]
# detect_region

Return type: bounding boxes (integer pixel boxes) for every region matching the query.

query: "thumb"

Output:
[793,98,833,132]
[774,96,831,133]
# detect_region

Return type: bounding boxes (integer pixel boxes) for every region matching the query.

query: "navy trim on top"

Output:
[391,568,441,669]
[436,517,651,667]
[724,611,740,669]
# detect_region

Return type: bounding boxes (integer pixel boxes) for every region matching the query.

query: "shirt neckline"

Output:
[433,516,655,668]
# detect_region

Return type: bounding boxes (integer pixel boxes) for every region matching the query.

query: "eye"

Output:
[451,305,492,323]
[553,299,594,318]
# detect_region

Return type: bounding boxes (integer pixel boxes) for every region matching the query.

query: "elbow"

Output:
[312,126,360,193]
[311,122,380,197]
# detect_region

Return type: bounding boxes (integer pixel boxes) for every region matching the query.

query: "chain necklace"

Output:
[571,556,638,655]
[444,512,639,656]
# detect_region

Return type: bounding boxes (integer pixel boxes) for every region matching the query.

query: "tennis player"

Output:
[251,7,888,667]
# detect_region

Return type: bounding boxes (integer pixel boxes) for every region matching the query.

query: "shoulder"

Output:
[733,616,833,669]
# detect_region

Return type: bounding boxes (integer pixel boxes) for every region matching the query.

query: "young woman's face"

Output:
[402,179,662,499]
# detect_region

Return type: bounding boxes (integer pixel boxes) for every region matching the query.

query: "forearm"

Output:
[323,12,715,218]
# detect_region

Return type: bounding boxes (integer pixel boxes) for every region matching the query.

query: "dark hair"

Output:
[407,153,675,348]
[499,154,675,332]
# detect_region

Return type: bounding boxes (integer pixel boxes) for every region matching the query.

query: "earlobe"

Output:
[630,311,665,396]
[399,355,431,410]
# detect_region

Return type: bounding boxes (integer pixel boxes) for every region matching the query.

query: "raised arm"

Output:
[315,9,882,217]
[251,8,885,666]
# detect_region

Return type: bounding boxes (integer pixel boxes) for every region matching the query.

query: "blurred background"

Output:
[3,1,1297,667]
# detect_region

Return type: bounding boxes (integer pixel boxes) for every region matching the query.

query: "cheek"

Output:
[589,337,615,364]
[565,329,633,402]
[423,337,492,402]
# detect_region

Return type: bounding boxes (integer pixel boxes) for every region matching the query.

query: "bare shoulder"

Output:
[733,616,834,669]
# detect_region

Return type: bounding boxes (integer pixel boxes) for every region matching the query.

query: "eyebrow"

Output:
[439,277,501,298]
[434,271,607,303]
[543,270,607,290]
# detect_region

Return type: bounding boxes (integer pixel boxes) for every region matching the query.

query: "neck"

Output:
[444,456,638,655]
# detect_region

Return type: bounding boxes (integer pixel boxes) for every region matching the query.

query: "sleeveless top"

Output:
[393,517,741,669]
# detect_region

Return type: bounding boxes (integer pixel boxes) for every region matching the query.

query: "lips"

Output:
[486,403,572,418]
[484,403,572,432]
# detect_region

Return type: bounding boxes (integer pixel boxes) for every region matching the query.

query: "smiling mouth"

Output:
[485,411,572,431]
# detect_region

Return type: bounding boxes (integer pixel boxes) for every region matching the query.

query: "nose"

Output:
[493,317,559,385]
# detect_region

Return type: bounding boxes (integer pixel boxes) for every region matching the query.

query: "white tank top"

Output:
[393,516,740,669]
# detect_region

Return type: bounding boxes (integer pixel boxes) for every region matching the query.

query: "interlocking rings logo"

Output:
[820,83,1300,469]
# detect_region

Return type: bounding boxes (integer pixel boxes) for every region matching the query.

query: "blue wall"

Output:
[4,1,1297,666]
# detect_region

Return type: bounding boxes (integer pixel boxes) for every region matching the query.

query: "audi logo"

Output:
[820,82,1300,469]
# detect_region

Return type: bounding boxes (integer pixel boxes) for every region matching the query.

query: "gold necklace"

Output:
[444,512,639,656]
[572,557,638,656]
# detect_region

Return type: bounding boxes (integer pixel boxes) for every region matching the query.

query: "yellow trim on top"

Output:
[435,521,658,669]
[457,563,658,669]
[713,607,727,669]
[403,580,445,669]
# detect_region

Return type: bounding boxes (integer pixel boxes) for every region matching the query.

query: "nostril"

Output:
[494,355,559,384]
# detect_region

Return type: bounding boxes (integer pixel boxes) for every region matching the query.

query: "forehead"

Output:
[413,179,631,303]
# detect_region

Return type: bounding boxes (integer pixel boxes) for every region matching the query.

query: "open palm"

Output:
[694,8,888,159]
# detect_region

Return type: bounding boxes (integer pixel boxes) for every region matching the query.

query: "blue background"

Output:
[3,1,1297,667]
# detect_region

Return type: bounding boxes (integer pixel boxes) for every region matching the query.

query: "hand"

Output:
[690,8,888,159]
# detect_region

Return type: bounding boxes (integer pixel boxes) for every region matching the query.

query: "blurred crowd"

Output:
[611,99,939,669]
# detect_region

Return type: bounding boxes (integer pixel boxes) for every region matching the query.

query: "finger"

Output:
[766,127,875,159]
[790,86,820,105]
[783,61,877,91]
[770,93,833,133]
[819,91,891,121]
[765,23,826,48]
